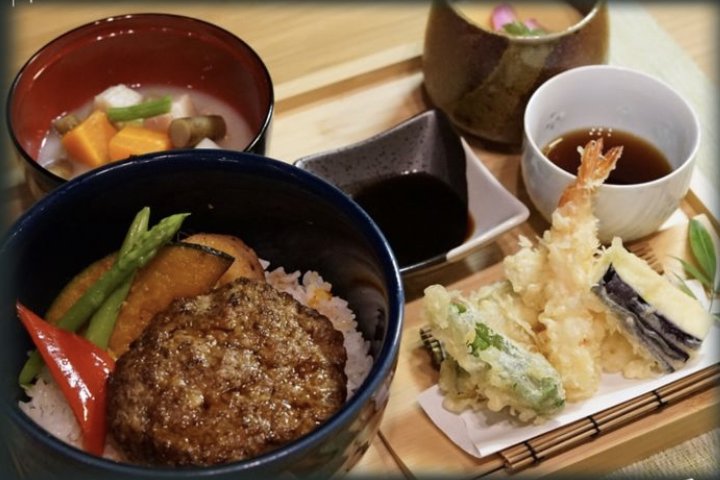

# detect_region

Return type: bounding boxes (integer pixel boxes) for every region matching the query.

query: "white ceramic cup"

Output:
[521,65,700,243]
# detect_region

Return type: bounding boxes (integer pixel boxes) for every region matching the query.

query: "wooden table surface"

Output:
[4,1,718,477]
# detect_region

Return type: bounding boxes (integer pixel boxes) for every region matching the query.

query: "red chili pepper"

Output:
[17,302,115,456]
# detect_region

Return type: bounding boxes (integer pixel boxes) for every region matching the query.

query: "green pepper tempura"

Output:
[423,283,565,422]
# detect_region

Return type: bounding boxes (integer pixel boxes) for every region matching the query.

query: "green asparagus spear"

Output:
[82,281,132,350]
[106,95,172,122]
[17,352,43,387]
[84,207,150,348]
[15,207,150,385]
[18,211,188,384]
[119,208,152,261]
[56,212,188,332]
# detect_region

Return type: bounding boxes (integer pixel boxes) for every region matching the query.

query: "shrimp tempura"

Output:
[504,139,622,401]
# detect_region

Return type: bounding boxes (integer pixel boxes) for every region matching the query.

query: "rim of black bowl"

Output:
[2,151,404,476]
[6,12,275,187]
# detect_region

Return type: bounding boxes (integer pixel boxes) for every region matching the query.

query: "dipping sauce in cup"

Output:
[542,127,673,185]
[521,65,701,243]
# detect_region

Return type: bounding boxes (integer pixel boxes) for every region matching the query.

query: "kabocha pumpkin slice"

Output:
[108,242,233,357]
[46,254,117,325]
[44,241,233,357]
[183,232,265,285]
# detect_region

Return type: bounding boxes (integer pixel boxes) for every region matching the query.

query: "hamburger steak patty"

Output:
[107,277,347,466]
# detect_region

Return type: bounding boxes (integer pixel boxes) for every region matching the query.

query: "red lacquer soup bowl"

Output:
[7,13,274,197]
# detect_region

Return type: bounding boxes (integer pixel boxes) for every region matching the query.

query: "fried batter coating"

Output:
[505,139,623,401]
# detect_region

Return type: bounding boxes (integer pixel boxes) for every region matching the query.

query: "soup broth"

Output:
[38,85,255,179]
[542,127,672,185]
[454,0,584,33]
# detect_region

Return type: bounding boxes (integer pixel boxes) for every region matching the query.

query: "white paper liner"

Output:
[418,324,719,458]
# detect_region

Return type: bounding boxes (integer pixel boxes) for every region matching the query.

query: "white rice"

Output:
[20,372,83,446]
[19,266,373,455]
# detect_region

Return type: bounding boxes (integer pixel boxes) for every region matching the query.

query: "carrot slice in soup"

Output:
[108,125,171,161]
[61,110,117,167]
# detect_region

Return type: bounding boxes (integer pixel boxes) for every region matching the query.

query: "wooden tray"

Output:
[7,41,718,480]
[6,5,718,478]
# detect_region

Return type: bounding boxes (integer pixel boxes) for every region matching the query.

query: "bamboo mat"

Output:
[497,366,720,474]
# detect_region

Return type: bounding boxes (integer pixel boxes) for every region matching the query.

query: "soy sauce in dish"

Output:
[352,172,471,268]
[542,128,672,185]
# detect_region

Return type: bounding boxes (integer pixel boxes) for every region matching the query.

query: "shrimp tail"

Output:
[558,138,623,208]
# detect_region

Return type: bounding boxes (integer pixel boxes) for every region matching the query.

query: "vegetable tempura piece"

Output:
[424,285,565,423]
[593,238,713,372]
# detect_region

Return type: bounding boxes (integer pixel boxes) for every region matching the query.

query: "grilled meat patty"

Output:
[107,277,347,466]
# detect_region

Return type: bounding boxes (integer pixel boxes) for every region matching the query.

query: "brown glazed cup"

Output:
[422,0,609,146]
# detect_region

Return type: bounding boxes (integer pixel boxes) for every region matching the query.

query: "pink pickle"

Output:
[524,18,542,30]
[491,4,517,30]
